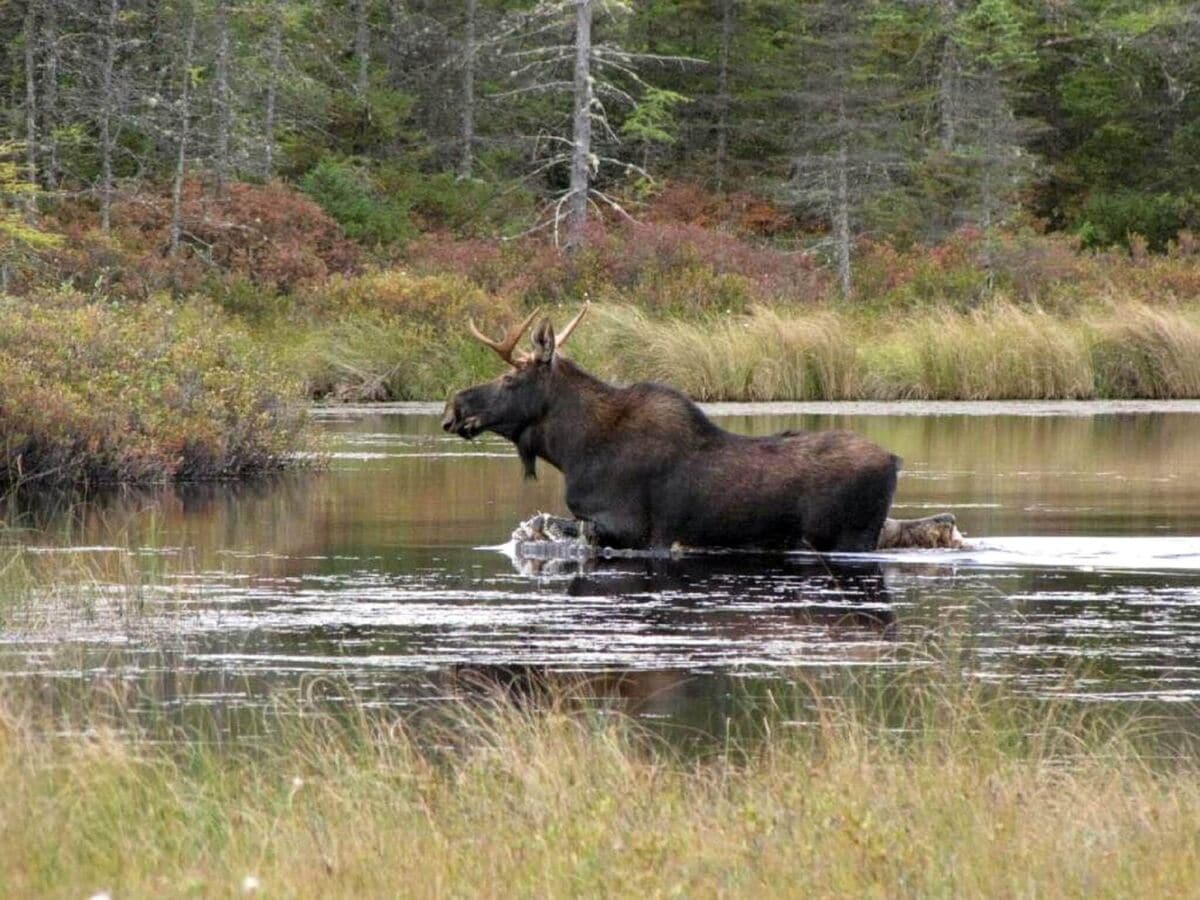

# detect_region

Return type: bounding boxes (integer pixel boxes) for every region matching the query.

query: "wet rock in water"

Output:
[877,513,964,550]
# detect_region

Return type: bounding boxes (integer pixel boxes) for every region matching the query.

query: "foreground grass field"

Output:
[1,668,1198,898]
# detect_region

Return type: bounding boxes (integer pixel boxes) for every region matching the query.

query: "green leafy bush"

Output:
[0,291,311,490]
[378,168,536,236]
[300,159,416,246]
[1076,191,1197,252]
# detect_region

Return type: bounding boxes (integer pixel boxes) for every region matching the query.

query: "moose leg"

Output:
[877,513,964,550]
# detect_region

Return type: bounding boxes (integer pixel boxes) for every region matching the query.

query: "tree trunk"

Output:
[41,0,58,190]
[459,0,477,178]
[215,0,232,194]
[565,0,593,254]
[714,0,733,190]
[100,0,119,233]
[23,1,39,220]
[979,70,998,291]
[264,1,283,177]
[834,93,852,299]
[170,10,197,257]
[937,0,959,153]
[355,0,370,103]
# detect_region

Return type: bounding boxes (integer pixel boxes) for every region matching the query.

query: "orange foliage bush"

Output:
[120,180,359,291]
[643,182,796,237]
[46,181,359,297]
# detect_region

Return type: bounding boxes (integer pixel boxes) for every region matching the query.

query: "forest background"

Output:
[1,0,1199,487]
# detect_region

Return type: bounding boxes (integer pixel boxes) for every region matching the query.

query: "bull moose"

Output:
[442,307,960,553]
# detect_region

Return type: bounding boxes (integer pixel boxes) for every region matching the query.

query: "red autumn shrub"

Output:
[609,222,825,300]
[643,182,796,237]
[110,180,359,293]
[403,234,507,290]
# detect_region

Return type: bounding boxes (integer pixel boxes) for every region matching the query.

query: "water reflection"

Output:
[2,404,1199,731]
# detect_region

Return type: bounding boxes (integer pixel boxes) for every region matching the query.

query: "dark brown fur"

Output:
[443,319,900,553]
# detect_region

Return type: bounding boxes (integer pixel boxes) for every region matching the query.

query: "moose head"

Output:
[441,306,590,465]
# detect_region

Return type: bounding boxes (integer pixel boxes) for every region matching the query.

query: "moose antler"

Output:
[554,303,589,351]
[468,308,541,365]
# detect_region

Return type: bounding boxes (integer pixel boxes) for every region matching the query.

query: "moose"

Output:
[442,307,961,553]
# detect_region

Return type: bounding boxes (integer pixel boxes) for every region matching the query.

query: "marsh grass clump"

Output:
[0,292,311,491]
[292,269,521,401]
[581,306,860,401]
[876,302,1096,400]
[1090,305,1200,399]
[0,666,1198,898]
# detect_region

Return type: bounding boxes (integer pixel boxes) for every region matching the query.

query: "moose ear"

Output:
[531,318,556,363]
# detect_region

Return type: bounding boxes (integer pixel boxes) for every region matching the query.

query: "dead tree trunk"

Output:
[170,10,197,257]
[714,0,733,190]
[565,0,593,254]
[354,0,370,103]
[23,1,39,219]
[264,0,283,177]
[214,0,232,194]
[100,0,119,232]
[833,92,852,299]
[459,0,477,178]
[937,0,959,152]
[41,0,59,190]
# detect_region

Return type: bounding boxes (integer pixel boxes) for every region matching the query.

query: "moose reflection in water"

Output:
[452,555,898,710]
[443,306,962,556]
[521,552,893,615]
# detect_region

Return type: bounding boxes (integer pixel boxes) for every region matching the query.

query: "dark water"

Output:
[3,402,1200,733]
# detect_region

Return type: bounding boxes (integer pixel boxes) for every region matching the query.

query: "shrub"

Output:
[302,269,517,329]
[1076,191,1198,252]
[0,291,310,490]
[300,159,416,247]
[643,182,796,236]
[293,270,519,401]
[93,180,359,296]
[603,222,826,302]
[402,235,509,292]
[377,168,537,236]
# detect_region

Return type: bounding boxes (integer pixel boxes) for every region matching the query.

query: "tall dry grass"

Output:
[569,301,1200,402]
[579,306,862,401]
[874,304,1095,400]
[0,669,1198,898]
[1090,304,1200,399]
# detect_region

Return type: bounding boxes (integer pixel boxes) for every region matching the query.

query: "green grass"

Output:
[0,665,1197,897]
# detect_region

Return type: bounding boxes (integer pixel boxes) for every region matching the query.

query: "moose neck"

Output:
[519,356,619,478]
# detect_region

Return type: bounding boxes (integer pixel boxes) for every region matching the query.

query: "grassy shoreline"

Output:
[294,300,1200,404]
[4,214,1199,491]
[1,669,1197,898]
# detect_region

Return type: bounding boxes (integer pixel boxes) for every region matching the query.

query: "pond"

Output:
[3,401,1200,735]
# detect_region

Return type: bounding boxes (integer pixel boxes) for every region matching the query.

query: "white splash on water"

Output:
[858,536,1200,573]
